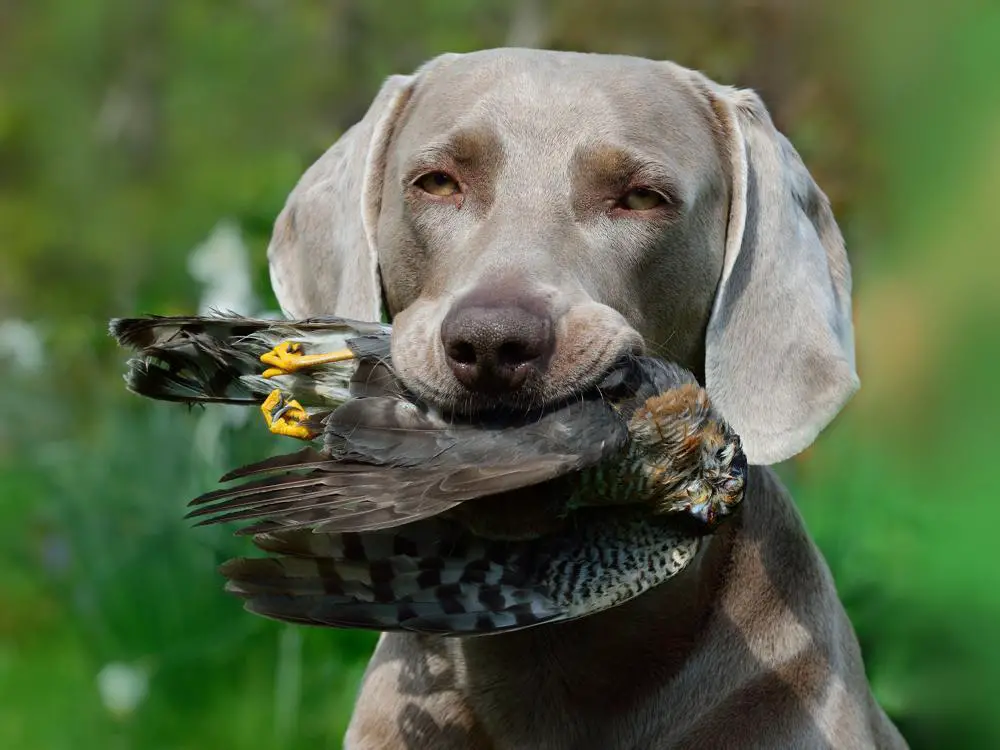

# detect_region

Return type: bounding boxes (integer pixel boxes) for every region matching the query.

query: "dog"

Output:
[264,48,907,750]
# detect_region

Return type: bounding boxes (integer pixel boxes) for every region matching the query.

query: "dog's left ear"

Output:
[691,73,859,465]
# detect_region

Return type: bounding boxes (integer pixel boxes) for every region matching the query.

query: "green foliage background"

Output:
[1,1,998,747]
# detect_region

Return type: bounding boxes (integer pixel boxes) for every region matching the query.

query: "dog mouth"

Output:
[405,340,646,418]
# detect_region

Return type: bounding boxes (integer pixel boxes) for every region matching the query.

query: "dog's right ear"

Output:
[266,73,417,322]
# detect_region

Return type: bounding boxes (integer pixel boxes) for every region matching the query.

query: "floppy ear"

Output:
[699,81,859,465]
[266,74,416,322]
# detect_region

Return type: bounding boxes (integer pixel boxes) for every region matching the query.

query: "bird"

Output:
[110,312,746,534]
[110,312,748,635]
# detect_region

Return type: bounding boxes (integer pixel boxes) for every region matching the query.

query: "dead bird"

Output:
[110,313,747,634]
[110,313,748,537]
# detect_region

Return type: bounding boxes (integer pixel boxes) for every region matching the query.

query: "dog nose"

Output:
[441,297,555,393]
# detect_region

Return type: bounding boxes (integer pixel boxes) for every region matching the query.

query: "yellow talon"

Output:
[260,341,356,378]
[260,388,317,441]
[260,389,283,428]
[261,367,286,379]
[269,419,315,441]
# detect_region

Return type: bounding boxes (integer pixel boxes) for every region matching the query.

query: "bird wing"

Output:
[319,394,628,468]
[187,395,630,534]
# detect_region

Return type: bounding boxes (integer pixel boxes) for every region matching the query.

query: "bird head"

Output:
[628,385,748,528]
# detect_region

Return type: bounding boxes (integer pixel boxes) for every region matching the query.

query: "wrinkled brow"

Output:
[405,127,504,180]
[571,143,680,197]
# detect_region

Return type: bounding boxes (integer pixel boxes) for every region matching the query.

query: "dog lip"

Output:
[448,358,538,394]
[406,338,644,415]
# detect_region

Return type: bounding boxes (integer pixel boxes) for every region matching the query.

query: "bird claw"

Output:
[260,389,316,441]
[260,341,356,378]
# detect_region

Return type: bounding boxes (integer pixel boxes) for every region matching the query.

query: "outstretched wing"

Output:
[188,394,630,534]
[109,313,393,406]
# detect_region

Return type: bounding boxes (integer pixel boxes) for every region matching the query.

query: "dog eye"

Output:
[415,172,460,197]
[620,188,665,211]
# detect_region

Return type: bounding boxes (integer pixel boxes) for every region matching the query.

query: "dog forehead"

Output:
[396,49,715,167]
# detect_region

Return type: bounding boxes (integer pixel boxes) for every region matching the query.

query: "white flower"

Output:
[186,218,281,448]
[0,319,44,373]
[187,219,258,316]
[96,661,150,719]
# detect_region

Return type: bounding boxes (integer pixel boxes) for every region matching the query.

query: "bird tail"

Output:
[219,522,565,636]
[109,313,393,406]
[218,510,701,636]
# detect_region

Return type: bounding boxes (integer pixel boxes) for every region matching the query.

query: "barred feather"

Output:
[220,510,700,635]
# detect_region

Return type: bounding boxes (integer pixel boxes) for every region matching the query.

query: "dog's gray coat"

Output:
[266,48,906,749]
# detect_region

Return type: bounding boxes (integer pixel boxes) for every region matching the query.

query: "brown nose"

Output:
[440,294,555,393]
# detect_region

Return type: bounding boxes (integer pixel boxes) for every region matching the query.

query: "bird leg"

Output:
[260,389,317,441]
[260,341,356,379]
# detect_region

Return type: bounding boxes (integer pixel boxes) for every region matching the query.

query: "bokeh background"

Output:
[2,1,998,747]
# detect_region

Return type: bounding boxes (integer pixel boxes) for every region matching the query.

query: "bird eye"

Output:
[415,171,460,197]
[620,187,666,211]
[731,451,747,476]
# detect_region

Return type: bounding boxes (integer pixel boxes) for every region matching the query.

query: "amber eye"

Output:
[620,188,665,211]
[415,171,460,197]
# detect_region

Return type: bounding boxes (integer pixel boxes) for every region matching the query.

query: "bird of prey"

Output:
[110,313,747,634]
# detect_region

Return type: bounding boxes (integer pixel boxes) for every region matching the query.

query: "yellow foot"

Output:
[260,389,317,441]
[260,341,356,379]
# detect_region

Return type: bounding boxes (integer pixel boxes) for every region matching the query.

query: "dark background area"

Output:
[1,1,998,747]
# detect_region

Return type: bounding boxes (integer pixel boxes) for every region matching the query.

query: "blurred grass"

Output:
[1,0,999,748]
[0,389,378,749]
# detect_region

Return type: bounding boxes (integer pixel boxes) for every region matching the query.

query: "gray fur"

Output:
[265,49,904,750]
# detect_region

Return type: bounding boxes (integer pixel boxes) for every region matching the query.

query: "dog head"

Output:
[267,49,857,465]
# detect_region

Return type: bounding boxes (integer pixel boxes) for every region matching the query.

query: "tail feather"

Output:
[249,523,458,560]
[217,512,701,636]
[122,354,271,405]
[109,314,276,350]
[109,313,393,407]
[219,523,564,635]
[112,315,287,404]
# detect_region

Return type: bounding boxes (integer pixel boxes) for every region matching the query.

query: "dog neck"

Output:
[449,498,740,719]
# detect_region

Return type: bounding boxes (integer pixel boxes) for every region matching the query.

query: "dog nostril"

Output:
[439,292,556,394]
[496,340,535,368]
[447,340,478,365]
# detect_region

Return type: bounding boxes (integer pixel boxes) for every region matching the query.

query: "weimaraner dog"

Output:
[266,48,907,750]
